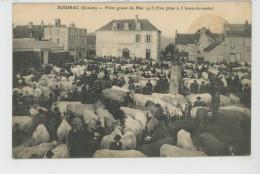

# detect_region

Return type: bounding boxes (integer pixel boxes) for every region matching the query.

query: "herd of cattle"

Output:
[12,60,251,158]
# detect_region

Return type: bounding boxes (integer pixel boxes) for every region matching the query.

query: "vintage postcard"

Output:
[12,1,251,159]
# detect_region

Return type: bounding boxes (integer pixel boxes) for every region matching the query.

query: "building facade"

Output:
[175,21,251,63]
[96,15,161,60]
[43,19,87,58]
[175,27,222,62]
[222,21,251,63]
[13,40,64,73]
[87,33,96,57]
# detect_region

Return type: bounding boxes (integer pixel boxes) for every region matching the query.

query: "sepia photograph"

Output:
[11,1,252,159]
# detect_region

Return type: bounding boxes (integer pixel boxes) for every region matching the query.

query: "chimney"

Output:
[135,14,138,23]
[70,22,75,28]
[28,22,33,29]
[200,27,206,36]
[41,20,44,26]
[55,19,61,27]
[245,20,249,27]
[175,30,178,38]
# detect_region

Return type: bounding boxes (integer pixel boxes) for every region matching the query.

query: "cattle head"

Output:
[144,110,153,119]
[180,103,187,113]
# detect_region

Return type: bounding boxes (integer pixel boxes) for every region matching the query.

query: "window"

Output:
[136,22,141,30]
[57,29,60,35]
[57,38,60,45]
[70,29,74,35]
[49,29,52,35]
[230,40,235,49]
[124,23,129,30]
[136,34,141,42]
[146,35,151,43]
[112,23,117,30]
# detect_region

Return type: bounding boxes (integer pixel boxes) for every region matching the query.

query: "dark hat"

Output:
[155,103,161,108]
[96,120,101,126]
[54,107,59,111]
[38,109,44,113]
[114,135,121,141]
[197,96,201,100]
[45,150,54,158]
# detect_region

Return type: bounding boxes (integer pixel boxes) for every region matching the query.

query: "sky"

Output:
[13,1,251,37]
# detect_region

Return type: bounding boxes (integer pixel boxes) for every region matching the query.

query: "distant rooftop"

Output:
[13,40,63,51]
[175,28,222,45]
[97,15,161,32]
[13,25,44,39]
[223,21,251,37]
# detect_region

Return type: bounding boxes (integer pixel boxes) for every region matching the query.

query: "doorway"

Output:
[146,49,151,59]
[122,48,129,58]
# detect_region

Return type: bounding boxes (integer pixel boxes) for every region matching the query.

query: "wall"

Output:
[176,44,196,61]
[44,27,69,50]
[202,43,225,63]
[96,30,160,59]
[49,51,70,65]
[44,27,88,58]
[224,36,251,63]
[68,28,87,57]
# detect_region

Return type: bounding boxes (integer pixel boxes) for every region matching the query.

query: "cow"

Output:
[160,144,207,157]
[18,141,58,159]
[93,150,147,158]
[32,124,50,146]
[12,116,33,131]
[121,131,137,150]
[139,138,173,157]
[43,144,69,159]
[177,129,197,151]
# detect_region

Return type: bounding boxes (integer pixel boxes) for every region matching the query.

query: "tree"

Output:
[160,43,175,61]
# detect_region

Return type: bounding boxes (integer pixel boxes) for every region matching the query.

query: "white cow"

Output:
[12,116,33,131]
[160,144,207,157]
[177,129,197,151]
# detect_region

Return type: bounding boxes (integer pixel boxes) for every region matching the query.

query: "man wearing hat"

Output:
[12,123,23,147]
[154,104,165,121]
[199,81,206,93]
[109,135,122,150]
[145,79,153,95]
[190,80,199,93]
[194,96,203,107]
[123,91,133,107]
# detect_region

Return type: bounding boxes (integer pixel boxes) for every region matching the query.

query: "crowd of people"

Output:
[12,56,251,158]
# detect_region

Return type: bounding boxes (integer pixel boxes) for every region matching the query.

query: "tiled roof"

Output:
[13,25,44,39]
[175,33,200,45]
[204,40,224,52]
[224,23,251,37]
[13,40,62,50]
[96,19,161,32]
[175,28,222,45]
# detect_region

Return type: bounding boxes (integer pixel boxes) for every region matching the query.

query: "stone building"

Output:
[175,21,251,63]
[43,19,87,58]
[96,15,161,60]
[222,21,251,63]
[13,21,45,41]
[87,33,96,57]
[175,27,222,62]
